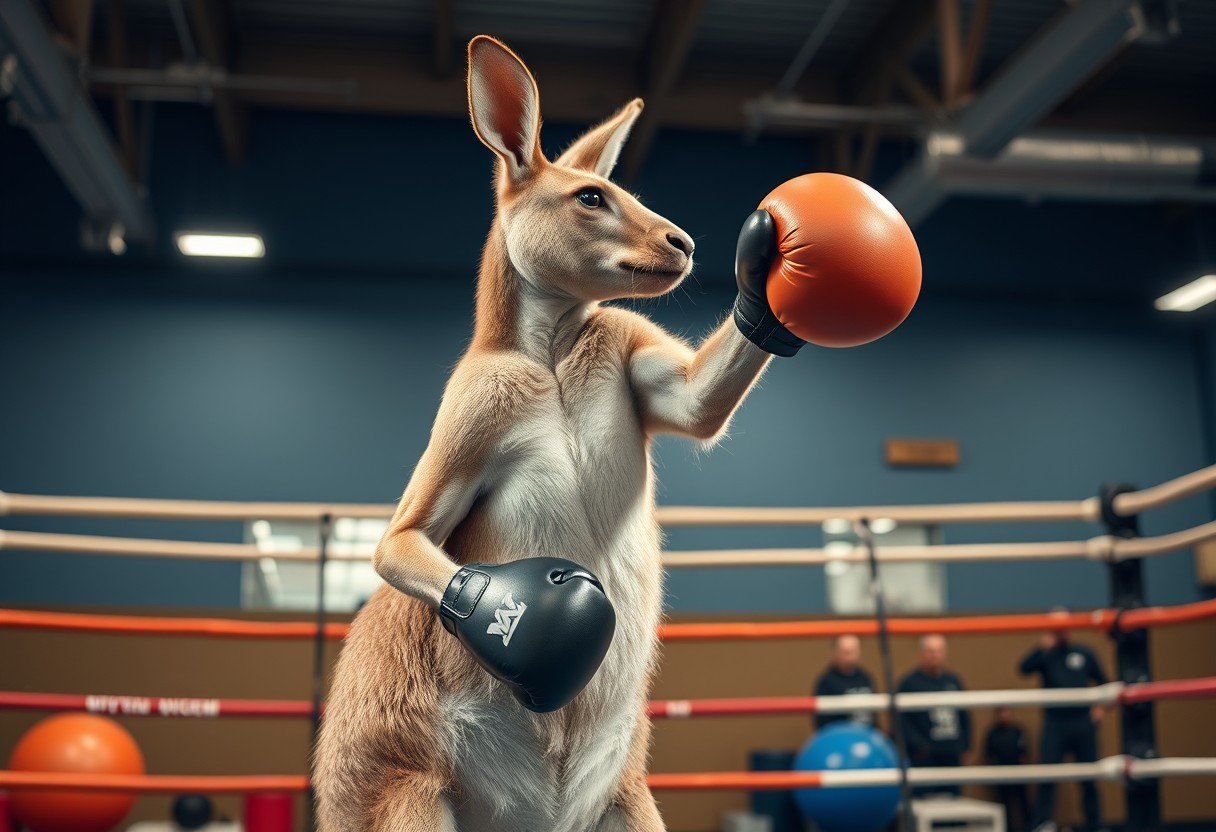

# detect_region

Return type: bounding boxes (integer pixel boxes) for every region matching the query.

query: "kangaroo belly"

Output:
[440,358,664,830]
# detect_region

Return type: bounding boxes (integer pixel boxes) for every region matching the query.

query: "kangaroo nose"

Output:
[666,232,694,257]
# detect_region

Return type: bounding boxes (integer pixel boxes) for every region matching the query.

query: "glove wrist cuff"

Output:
[439,567,490,634]
[732,296,805,357]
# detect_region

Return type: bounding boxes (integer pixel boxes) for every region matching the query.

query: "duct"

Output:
[957,0,1142,159]
[88,65,357,100]
[886,131,1216,223]
[0,0,152,246]
[744,97,924,132]
[884,0,1181,224]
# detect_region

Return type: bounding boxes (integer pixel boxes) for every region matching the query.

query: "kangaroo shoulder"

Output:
[440,351,551,426]
[592,305,688,356]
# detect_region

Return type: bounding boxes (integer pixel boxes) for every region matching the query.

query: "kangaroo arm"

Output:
[630,315,772,441]
[373,365,508,607]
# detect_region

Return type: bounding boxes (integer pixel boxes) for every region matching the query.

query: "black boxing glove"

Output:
[438,557,616,712]
[732,208,806,357]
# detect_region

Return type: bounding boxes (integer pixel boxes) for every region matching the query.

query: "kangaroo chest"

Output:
[486,350,652,560]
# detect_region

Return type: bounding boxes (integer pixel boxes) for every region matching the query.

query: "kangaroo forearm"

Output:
[681,320,772,437]
[373,528,458,607]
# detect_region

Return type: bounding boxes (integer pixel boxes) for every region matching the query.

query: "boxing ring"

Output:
[2,464,1216,830]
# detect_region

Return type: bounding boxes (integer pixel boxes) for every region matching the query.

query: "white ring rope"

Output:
[788,757,1216,789]
[1112,465,1216,518]
[3,524,1213,567]
[0,464,1212,526]
[812,683,1122,715]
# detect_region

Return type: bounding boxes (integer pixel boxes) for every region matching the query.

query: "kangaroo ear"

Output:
[556,99,644,179]
[468,36,543,186]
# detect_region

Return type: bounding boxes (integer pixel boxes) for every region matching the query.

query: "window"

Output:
[823,520,945,614]
[242,518,387,612]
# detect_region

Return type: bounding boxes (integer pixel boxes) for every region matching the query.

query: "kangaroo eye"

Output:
[576,189,603,209]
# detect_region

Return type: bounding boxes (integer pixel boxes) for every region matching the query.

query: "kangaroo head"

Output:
[467,36,694,303]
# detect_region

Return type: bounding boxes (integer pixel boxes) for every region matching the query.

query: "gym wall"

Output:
[2,106,1213,607]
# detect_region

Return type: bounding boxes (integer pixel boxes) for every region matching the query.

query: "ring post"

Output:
[308,513,332,832]
[857,518,916,832]
[1101,483,1161,831]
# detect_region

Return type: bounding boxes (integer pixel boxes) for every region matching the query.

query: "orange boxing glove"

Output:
[737,173,922,350]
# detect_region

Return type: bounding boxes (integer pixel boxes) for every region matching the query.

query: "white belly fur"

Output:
[442,367,664,832]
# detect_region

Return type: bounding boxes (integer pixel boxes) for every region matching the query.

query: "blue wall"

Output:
[1,105,1212,613]
[0,274,1208,612]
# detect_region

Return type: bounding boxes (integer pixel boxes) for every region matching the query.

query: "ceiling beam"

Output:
[953,0,1141,158]
[618,0,708,181]
[187,0,246,164]
[0,0,152,244]
[50,0,94,60]
[104,0,137,179]
[222,34,826,134]
[960,0,995,96]
[936,0,964,108]
[843,0,937,106]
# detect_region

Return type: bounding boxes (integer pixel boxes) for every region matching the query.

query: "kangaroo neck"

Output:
[473,220,594,367]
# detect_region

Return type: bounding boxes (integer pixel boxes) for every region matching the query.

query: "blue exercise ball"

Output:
[793,722,901,832]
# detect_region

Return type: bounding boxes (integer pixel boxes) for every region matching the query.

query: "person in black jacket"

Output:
[985,707,1031,831]
[898,634,972,797]
[813,634,877,729]
[1019,615,1109,832]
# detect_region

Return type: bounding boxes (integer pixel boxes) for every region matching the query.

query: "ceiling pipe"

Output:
[744,0,853,141]
[890,131,1216,210]
[0,0,153,248]
[955,0,1144,158]
[882,0,1183,225]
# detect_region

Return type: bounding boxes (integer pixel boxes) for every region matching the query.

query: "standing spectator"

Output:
[985,707,1031,831]
[898,634,972,797]
[813,634,877,730]
[1020,615,1109,832]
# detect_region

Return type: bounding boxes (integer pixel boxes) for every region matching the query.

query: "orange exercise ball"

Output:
[7,713,145,832]
[760,172,922,348]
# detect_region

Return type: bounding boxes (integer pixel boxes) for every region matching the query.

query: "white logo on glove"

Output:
[487,593,527,647]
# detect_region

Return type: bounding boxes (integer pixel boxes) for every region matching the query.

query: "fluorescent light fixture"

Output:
[175,232,265,258]
[1155,274,1216,312]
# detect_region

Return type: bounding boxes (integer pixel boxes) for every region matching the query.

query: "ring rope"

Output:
[1,463,1212,525]
[5,522,1215,567]
[647,756,1216,791]
[3,677,1213,721]
[3,598,1214,642]
[2,757,1213,794]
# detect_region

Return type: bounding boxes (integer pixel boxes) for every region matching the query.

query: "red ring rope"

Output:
[0,772,309,794]
[3,598,1213,641]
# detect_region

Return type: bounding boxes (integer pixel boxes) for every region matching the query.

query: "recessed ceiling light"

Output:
[1155,274,1216,312]
[175,232,265,258]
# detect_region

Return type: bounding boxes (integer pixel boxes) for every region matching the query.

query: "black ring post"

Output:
[857,518,916,832]
[308,513,332,832]
[1100,484,1161,832]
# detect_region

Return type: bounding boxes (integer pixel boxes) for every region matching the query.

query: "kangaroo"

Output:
[314,35,776,832]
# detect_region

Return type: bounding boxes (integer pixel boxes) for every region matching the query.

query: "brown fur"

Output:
[314,35,771,832]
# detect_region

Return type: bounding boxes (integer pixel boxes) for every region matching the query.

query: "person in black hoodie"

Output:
[813,634,877,729]
[898,633,972,796]
[1019,614,1109,832]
